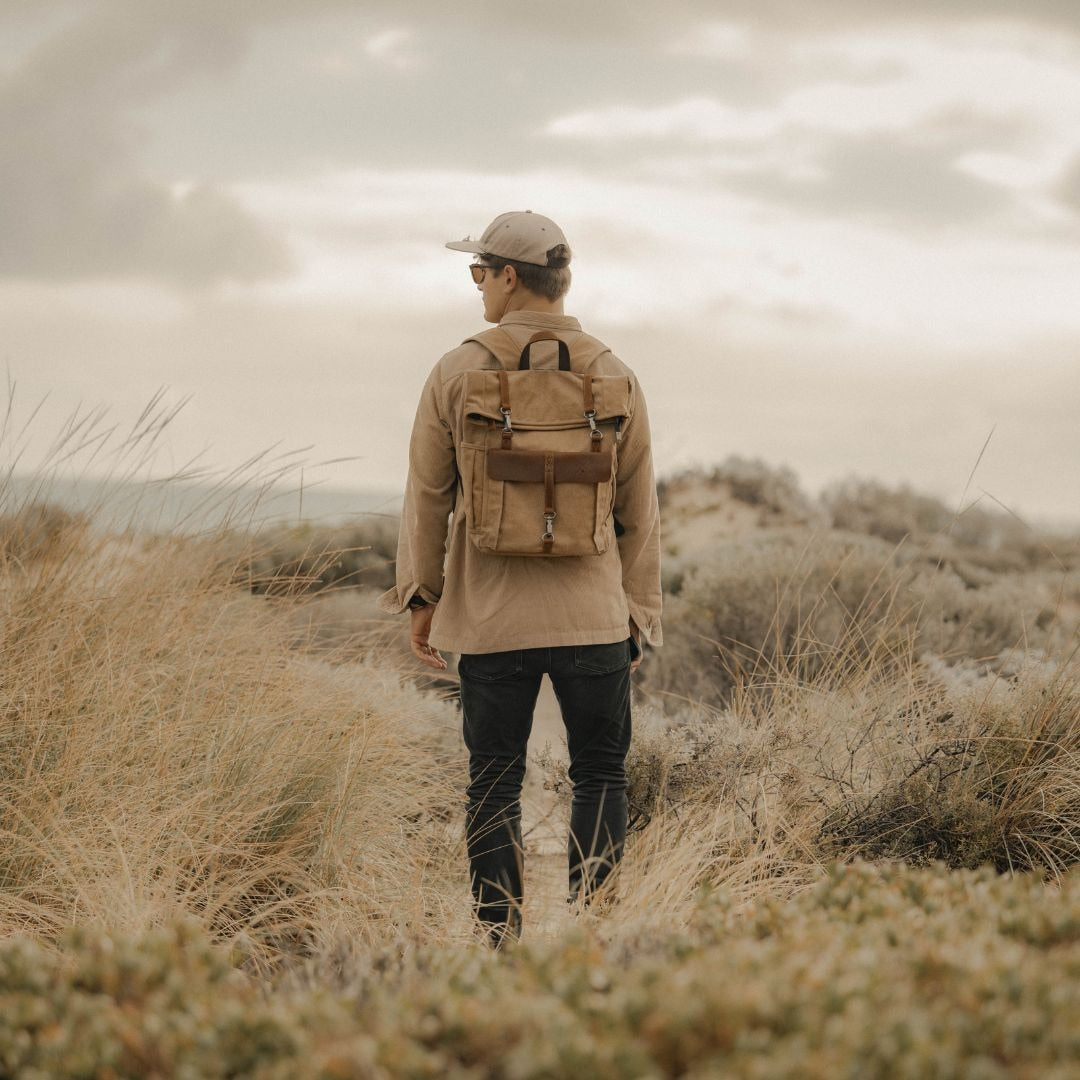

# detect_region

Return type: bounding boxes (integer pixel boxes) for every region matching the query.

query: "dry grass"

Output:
[0,396,468,969]
[0,520,467,964]
[648,523,1078,710]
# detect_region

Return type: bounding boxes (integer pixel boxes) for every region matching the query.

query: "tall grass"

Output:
[0,399,467,967]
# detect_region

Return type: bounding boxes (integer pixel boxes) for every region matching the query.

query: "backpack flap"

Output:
[462,369,632,429]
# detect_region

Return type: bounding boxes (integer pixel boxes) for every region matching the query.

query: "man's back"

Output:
[380,309,662,655]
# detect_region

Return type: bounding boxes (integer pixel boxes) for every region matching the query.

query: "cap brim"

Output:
[445,239,486,254]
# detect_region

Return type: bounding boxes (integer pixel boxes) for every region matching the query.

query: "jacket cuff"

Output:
[627,599,663,647]
[377,585,440,616]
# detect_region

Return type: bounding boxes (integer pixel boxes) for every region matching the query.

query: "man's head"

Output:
[447,210,572,323]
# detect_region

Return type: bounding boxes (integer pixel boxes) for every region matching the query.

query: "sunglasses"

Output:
[469,262,497,284]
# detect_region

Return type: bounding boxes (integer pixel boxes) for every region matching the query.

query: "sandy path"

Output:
[520,677,574,940]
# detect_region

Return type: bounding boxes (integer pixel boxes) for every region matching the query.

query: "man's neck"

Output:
[503,293,565,317]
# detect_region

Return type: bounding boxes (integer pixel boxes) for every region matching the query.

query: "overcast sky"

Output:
[2,1,1079,525]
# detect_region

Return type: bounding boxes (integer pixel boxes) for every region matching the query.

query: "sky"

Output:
[2,0,1079,526]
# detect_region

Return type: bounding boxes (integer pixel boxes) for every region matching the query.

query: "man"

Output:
[379,210,662,945]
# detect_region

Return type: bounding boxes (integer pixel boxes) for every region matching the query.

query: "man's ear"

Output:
[501,264,518,290]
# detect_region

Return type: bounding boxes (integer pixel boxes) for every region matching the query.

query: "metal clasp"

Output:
[500,407,512,433]
[585,409,602,444]
[542,512,556,542]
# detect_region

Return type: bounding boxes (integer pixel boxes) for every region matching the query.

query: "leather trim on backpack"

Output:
[488,449,614,484]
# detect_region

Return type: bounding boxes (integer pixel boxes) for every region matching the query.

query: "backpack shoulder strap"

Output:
[572,334,613,372]
[462,327,520,370]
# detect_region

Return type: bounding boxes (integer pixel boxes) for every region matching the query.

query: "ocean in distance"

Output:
[4,472,402,535]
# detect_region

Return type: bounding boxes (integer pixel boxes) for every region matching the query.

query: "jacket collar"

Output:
[499,310,582,332]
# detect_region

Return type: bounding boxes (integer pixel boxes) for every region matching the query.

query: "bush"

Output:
[628,645,1080,876]
[659,456,815,521]
[821,669,1080,872]
[1,864,1078,1078]
[822,477,1080,574]
[647,527,1068,711]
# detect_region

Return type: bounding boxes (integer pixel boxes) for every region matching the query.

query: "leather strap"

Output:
[543,453,555,553]
[498,370,512,449]
[582,373,595,412]
[487,449,613,484]
[520,332,571,371]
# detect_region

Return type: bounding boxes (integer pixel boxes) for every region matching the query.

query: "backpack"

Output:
[456,328,633,557]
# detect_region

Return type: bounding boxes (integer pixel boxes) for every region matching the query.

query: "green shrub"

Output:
[2,864,1077,1078]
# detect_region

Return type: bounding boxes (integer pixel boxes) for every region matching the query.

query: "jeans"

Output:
[457,638,634,943]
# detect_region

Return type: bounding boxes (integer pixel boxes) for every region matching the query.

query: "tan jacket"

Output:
[378,310,662,655]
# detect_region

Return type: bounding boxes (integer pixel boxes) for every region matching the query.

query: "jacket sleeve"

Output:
[613,378,663,646]
[377,362,457,615]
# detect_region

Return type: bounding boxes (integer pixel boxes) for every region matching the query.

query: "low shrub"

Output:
[821,669,1080,872]
[659,456,815,521]
[1,863,1077,1077]
[822,476,1080,574]
[627,651,1080,875]
[647,527,1069,711]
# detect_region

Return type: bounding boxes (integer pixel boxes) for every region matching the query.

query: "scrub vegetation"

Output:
[1,445,1078,1077]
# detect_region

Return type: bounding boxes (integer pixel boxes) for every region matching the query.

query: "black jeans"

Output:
[458,638,635,941]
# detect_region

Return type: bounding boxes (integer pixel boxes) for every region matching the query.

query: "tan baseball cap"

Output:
[446,210,571,268]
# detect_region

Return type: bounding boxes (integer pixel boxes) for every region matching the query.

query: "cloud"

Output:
[1057,155,1080,214]
[363,27,420,70]
[545,22,1080,231]
[723,130,1014,228]
[671,0,1080,37]
[0,1,334,287]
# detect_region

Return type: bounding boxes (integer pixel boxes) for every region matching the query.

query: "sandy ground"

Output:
[519,677,576,940]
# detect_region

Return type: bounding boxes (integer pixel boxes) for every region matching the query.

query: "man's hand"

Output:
[410,604,447,670]
[629,618,643,674]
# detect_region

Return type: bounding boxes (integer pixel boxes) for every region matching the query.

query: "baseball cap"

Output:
[445,210,571,268]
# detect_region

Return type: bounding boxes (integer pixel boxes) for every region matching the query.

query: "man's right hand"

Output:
[410,605,447,670]
[629,618,643,674]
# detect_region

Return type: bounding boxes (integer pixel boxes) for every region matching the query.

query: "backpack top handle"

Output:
[519,331,571,371]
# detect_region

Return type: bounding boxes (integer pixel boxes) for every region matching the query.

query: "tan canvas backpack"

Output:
[456,328,633,557]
